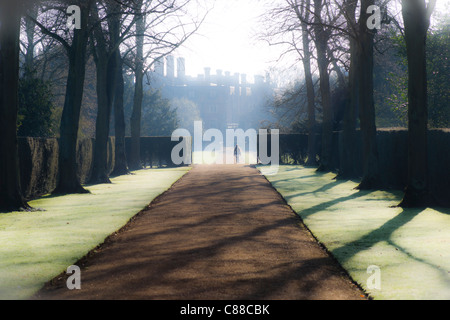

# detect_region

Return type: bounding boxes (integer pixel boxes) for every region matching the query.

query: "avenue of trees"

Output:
[0,0,207,211]
[262,0,446,207]
[0,0,447,211]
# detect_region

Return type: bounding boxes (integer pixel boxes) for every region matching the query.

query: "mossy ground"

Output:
[0,167,190,300]
[261,165,450,300]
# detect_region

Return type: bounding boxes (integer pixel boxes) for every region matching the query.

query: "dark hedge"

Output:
[17,130,449,203]
[124,136,192,169]
[259,129,450,203]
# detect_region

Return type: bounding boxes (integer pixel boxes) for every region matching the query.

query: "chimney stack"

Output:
[204,67,211,83]
[177,57,186,79]
[166,55,175,78]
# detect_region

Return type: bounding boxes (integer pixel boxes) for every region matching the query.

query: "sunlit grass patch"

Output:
[0,167,190,300]
[261,165,450,300]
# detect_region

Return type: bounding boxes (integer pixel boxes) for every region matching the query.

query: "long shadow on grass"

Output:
[332,208,423,263]
[268,167,450,294]
[266,171,332,185]
[285,188,370,221]
[282,179,352,203]
[331,208,450,288]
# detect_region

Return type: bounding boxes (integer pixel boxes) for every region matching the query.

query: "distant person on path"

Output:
[234,144,242,164]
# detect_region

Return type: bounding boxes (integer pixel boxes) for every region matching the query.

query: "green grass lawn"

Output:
[0,167,190,300]
[261,165,450,300]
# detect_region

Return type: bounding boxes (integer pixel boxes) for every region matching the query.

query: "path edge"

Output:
[31,166,194,300]
[255,165,371,300]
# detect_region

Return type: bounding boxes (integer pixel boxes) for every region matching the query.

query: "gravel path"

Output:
[34,165,366,300]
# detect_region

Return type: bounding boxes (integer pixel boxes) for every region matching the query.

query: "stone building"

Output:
[149,55,275,132]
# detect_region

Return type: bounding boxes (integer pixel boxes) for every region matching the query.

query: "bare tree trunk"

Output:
[129,1,145,171]
[111,52,129,176]
[339,36,359,179]
[300,0,317,167]
[313,0,333,172]
[399,0,436,207]
[53,1,91,194]
[24,5,38,74]
[88,3,116,184]
[356,0,380,190]
[0,2,31,211]
[338,0,359,179]
[129,68,144,170]
[328,48,346,88]
[109,7,129,177]
[89,56,113,184]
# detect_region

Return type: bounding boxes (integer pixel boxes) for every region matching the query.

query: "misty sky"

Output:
[176,0,281,82]
[175,0,449,83]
